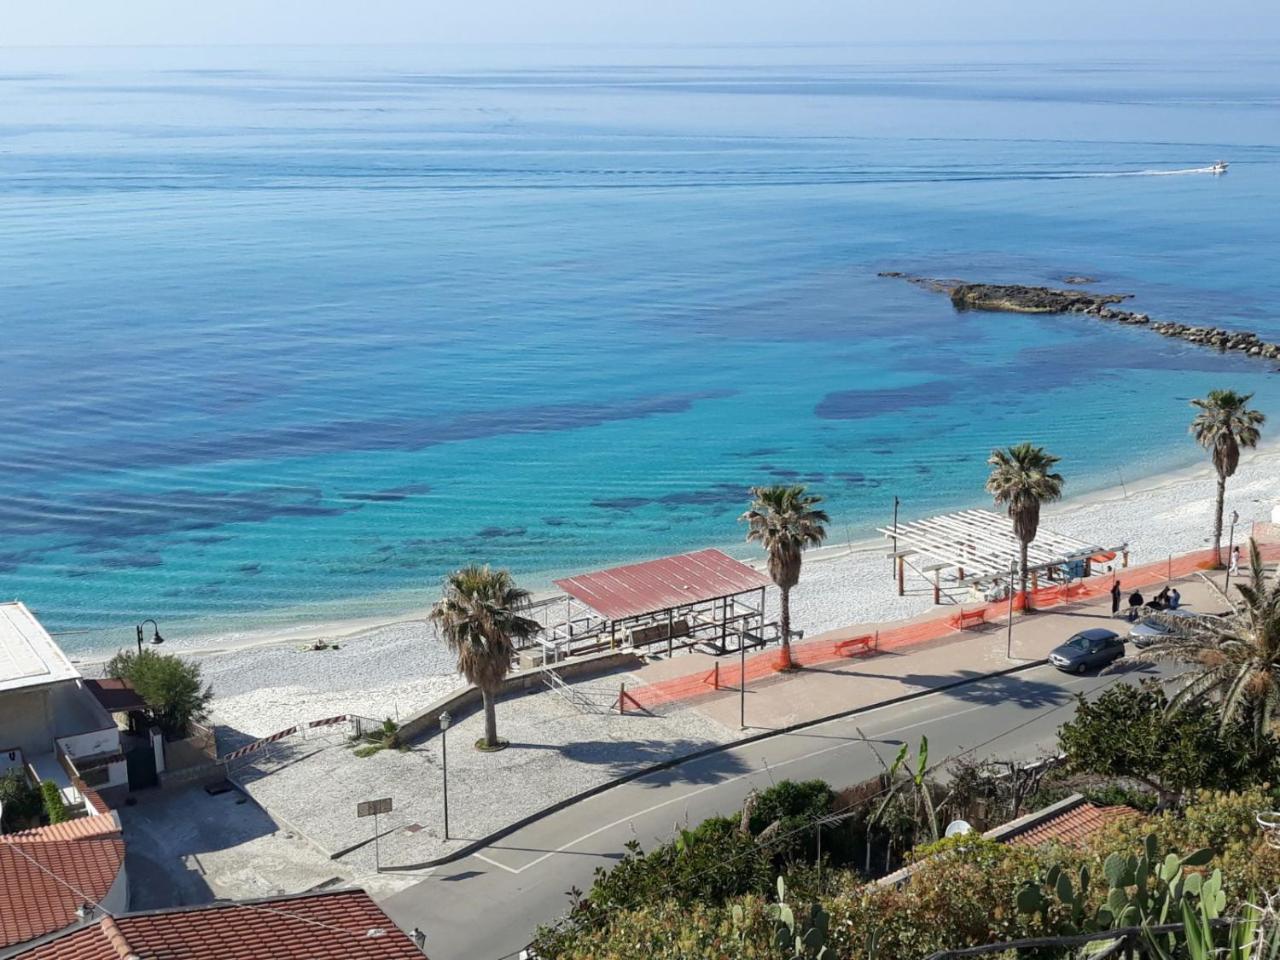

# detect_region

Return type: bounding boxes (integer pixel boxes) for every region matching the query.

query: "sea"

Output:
[3,41,1279,651]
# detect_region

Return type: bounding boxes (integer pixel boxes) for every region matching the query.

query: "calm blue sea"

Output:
[3,42,1279,649]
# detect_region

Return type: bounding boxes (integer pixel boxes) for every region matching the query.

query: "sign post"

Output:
[357,797,393,872]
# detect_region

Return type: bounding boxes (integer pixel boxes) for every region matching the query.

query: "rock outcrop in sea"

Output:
[878,272,1280,366]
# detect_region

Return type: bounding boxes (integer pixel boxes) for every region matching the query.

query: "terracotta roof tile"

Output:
[1005,802,1138,847]
[4,814,122,844]
[0,838,125,949]
[15,890,424,960]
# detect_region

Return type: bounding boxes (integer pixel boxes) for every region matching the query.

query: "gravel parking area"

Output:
[229,666,734,872]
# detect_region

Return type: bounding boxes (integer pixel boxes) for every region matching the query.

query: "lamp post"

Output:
[1225,509,1240,592]
[135,619,165,655]
[439,710,451,840]
[739,637,747,730]
[891,496,900,578]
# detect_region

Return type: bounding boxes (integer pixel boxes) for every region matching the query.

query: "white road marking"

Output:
[473,852,522,874]
[475,668,1098,875]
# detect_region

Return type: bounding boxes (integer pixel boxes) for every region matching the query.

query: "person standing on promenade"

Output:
[1110,580,1121,618]
[1230,545,1241,576]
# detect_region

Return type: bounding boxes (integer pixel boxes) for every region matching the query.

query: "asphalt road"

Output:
[380,660,1166,960]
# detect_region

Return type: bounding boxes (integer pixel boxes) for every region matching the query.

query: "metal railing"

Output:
[925,919,1232,959]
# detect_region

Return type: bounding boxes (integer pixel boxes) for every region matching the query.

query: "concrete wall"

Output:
[100,856,129,916]
[0,687,54,755]
[49,682,114,739]
[57,728,121,765]
[399,650,641,742]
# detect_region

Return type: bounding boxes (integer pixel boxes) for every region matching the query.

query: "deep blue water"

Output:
[3,43,1279,648]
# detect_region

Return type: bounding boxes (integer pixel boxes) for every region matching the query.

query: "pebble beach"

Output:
[141,445,1280,739]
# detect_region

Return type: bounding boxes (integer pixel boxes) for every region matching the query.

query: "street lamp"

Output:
[1225,509,1241,592]
[439,710,451,840]
[135,619,165,655]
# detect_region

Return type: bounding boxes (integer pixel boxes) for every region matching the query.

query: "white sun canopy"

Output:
[878,509,1124,583]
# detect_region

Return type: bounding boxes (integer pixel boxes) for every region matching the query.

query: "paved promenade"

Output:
[231,555,1241,876]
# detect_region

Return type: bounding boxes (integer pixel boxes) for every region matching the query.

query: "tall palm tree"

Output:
[740,485,829,670]
[430,564,540,750]
[985,443,1064,608]
[1190,389,1264,565]
[1128,539,1280,741]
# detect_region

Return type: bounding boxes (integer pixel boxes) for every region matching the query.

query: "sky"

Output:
[4,0,1277,47]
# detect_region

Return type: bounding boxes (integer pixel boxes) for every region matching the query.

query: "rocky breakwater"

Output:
[879,273,1280,367]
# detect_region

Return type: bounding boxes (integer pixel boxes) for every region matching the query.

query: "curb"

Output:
[369,655,1050,871]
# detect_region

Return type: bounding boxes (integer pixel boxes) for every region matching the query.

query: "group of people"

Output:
[1109,580,1180,621]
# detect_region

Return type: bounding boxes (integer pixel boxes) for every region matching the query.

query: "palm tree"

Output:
[430,564,540,750]
[1190,389,1264,565]
[985,443,1064,608]
[740,485,829,670]
[1128,539,1280,741]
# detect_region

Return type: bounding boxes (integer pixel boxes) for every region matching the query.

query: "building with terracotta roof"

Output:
[9,889,426,960]
[986,793,1139,848]
[0,821,127,956]
[876,793,1141,888]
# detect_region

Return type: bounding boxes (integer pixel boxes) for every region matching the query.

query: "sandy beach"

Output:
[163,444,1280,739]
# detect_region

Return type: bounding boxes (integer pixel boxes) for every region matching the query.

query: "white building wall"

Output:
[0,687,54,755]
[57,728,121,764]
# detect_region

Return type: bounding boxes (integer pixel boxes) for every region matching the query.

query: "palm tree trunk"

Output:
[1020,539,1031,611]
[778,586,793,670]
[1213,472,1227,566]
[481,687,499,748]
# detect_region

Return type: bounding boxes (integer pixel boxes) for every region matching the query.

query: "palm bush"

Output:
[1128,539,1280,740]
[1190,389,1264,565]
[741,485,829,669]
[986,443,1064,607]
[430,564,540,750]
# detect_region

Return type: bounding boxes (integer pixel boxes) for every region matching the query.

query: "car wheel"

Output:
[1076,662,1088,674]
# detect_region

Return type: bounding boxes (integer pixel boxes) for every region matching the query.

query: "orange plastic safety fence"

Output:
[620,543,1280,713]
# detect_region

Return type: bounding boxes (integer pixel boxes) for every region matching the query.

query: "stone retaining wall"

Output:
[397,649,642,742]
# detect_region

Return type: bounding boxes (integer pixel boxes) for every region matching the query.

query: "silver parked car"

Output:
[1128,608,1199,648]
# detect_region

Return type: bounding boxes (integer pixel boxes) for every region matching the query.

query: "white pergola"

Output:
[879,509,1126,599]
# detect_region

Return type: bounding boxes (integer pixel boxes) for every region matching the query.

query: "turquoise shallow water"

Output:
[3,42,1280,648]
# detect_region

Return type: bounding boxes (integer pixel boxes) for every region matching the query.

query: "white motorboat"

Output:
[1211,160,1229,174]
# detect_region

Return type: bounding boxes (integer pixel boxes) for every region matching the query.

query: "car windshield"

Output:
[1065,636,1090,650]
[1139,617,1171,631]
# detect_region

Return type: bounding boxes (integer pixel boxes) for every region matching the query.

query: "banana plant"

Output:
[870,736,939,842]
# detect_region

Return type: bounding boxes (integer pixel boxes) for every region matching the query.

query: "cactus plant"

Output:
[1015,833,1213,937]
[771,876,831,959]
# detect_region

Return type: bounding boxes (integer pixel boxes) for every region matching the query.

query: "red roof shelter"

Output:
[533,548,777,662]
[555,548,771,622]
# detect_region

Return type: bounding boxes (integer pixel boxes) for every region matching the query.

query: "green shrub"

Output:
[749,779,836,864]
[105,648,212,737]
[40,780,68,824]
[532,816,772,956]
[1058,681,1279,807]
[0,771,43,833]
[531,785,1280,960]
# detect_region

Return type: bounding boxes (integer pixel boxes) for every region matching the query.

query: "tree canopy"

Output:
[1057,680,1276,807]
[105,648,213,738]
